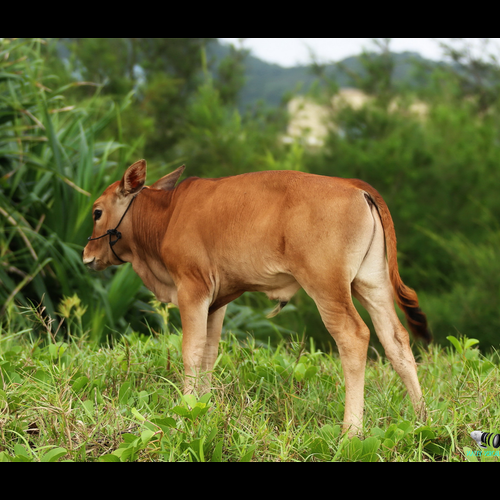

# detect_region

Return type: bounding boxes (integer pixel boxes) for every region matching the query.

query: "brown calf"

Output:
[83,160,431,435]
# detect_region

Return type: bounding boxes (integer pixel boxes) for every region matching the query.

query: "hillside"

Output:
[210,40,441,108]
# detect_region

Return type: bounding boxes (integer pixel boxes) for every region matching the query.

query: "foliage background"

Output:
[1,37,500,352]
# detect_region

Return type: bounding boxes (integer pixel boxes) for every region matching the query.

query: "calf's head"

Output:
[82,159,146,271]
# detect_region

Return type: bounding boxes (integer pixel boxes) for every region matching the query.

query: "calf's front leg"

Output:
[177,288,210,395]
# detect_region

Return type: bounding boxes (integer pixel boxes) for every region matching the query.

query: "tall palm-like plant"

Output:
[0,38,146,341]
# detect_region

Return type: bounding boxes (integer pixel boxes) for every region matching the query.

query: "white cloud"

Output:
[218,38,500,67]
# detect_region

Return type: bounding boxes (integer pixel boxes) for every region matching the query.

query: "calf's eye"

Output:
[94,209,102,221]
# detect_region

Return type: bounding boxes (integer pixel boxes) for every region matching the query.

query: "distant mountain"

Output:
[55,39,442,110]
[209,40,441,109]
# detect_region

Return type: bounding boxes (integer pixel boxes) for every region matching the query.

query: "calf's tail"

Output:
[350,179,432,344]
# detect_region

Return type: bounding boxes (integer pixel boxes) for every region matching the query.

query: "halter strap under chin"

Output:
[87,193,139,263]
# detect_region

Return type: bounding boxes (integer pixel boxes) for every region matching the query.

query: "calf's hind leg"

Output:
[351,214,426,420]
[352,277,426,420]
[308,285,371,437]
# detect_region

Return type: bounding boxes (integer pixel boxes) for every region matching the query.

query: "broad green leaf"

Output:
[464,338,479,350]
[319,424,340,442]
[382,438,396,452]
[199,392,212,405]
[239,445,256,463]
[183,394,198,408]
[81,400,96,422]
[309,437,330,459]
[112,446,137,462]
[90,386,104,405]
[397,421,413,435]
[118,381,132,405]
[304,366,318,380]
[40,447,67,463]
[33,369,50,383]
[131,407,146,422]
[205,427,217,444]
[446,336,462,354]
[414,426,436,441]
[72,376,89,393]
[173,405,190,418]
[138,390,150,407]
[48,342,68,359]
[345,436,364,461]
[141,429,155,445]
[121,433,141,446]
[151,417,177,432]
[294,363,306,381]
[211,440,224,462]
[370,427,385,439]
[13,444,31,461]
[99,454,121,462]
[360,437,380,462]
[191,405,203,419]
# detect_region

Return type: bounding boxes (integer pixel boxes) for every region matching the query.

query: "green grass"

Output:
[1,306,499,462]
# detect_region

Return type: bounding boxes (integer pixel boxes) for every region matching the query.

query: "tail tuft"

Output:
[401,304,433,344]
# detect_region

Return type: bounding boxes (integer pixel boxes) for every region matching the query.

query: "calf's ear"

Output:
[151,165,186,191]
[119,159,147,195]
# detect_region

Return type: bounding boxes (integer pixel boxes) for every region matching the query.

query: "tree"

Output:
[437,38,500,112]
[339,38,396,108]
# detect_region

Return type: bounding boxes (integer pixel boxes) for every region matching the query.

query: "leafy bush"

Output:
[0,39,152,341]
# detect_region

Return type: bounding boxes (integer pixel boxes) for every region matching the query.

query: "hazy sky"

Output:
[219,38,500,67]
